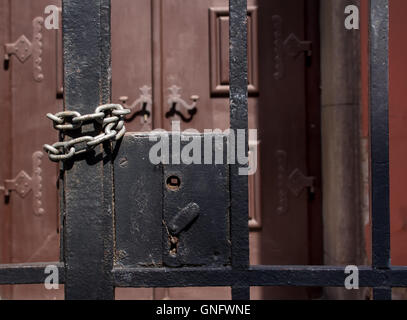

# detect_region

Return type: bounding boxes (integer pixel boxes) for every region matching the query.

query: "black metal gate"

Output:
[0,0,404,300]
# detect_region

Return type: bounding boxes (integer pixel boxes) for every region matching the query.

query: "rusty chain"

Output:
[43,104,130,162]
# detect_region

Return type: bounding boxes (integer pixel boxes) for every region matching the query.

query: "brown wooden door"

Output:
[257,0,322,299]
[112,0,321,300]
[0,0,63,299]
[0,0,321,300]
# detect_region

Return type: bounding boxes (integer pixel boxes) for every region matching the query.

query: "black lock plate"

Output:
[114,133,230,268]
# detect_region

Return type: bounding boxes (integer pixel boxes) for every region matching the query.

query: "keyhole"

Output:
[166,175,181,191]
[4,58,9,71]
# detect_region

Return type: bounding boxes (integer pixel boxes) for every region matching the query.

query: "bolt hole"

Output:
[166,175,181,191]
[4,59,9,71]
[213,251,220,261]
[169,235,179,256]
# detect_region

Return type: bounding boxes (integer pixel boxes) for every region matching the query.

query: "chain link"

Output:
[44,104,130,162]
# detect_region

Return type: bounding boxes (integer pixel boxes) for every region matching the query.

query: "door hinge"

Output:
[272,15,312,80]
[165,85,199,123]
[284,33,312,58]
[287,168,316,197]
[0,151,45,216]
[4,17,44,82]
[167,202,200,236]
[275,150,316,215]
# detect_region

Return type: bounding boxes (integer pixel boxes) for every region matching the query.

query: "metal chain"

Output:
[44,104,130,162]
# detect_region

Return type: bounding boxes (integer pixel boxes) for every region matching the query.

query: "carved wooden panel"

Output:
[1,151,45,216]
[209,6,258,97]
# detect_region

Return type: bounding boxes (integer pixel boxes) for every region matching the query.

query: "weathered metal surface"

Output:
[4,262,407,289]
[62,0,114,299]
[5,35,32,63]
[44,104,130,162]
[115,133,230,269]
[0,262,65,285]
[113,265,400,289]
[229,0,249,300]
[114,135,163,267]
[167,202,200,235]
[4,17,44,81]
[370,0,391,300]
[163,134,230,267]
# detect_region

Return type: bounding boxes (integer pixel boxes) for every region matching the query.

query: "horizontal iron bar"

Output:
[389,267,407,287]
[1,264,406,288]
[0,262,65,285]
[113,265,407,288]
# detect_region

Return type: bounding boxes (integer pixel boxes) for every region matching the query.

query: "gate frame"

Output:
[0,0,402,300]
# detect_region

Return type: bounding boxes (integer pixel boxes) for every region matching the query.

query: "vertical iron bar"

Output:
[63,0,114,299]
[229,0,250,300]
[373,287,392,300]
[369,0,391,300]
[232,286,250,300]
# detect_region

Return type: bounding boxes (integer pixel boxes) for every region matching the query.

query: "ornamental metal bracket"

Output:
[275,150,315,215]
[165,85,199,123]
[0,151,45,216]
[4,17,44,82]
[119,85,153,124]
[287,168,315,197]
[284,33,312,58]
[272,15,312,80]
